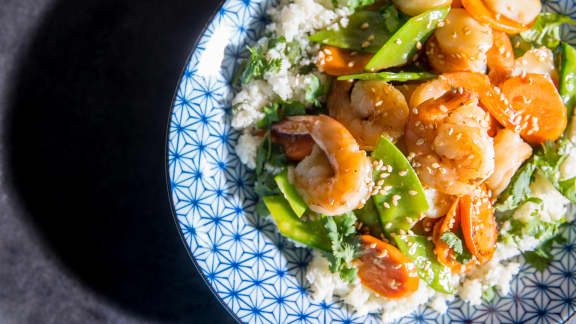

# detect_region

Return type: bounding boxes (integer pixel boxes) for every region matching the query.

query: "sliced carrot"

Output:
[461,0,533,34]
[460,187,497,265]
[358,235,419,299]
[487,31,515,84]
[317,46,373,76]
[500,74,568,144]
[433,199,476,273]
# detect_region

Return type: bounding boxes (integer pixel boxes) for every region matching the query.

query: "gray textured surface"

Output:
[0,0,234,323]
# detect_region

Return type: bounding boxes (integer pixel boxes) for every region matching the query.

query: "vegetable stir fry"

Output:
[233,0,576,306]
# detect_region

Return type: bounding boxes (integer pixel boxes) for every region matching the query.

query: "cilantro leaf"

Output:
[236,45,282,86]
[495,158,537,212]
[322,213,361,283]
[519,13,576,50]
[482,286,497,303]
[257,99,307,130]
[524,233,566,272]
[533,139,576,203]
[440,232,474,264]
[440,232,463,254]
[380,3,408,34]
[345,0,375,11]
[305,75,328,107]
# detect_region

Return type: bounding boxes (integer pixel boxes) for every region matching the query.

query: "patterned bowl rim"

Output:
[163,1,576,323]
[164,0,241,322]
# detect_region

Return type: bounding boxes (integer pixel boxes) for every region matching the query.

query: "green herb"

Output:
[305,75,328,107]
[255,132,288,176]
[519,13,576,50]
[380,3,408,34]
[236,46,282,86]
[338,71,437,81]
[495,158,537,212]
[533,139,576,204]
[524,233,567,272]
[482,286,497,303]
[309,10,392,53]
[343,0,376,11]
[257,99,307,130]
[440,232,474,264]
[323,213,361,283]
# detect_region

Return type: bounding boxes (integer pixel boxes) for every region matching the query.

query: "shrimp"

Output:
[512,47,558,83]
[483,0,541,25]
[391,0,452,16]
[272,115,373,216]
[428,9,493,74]
[327,80,409,150]
[486,128,533,195]
[405,89,495,196]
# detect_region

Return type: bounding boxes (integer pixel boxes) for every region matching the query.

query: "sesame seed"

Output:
[383,202,391,208]
[416,41,422,50]
[361,22,369,29]
[399,170,408,176]
[409,190,418,196]
[416,138,425,146]
[347,61,355,68]
[361,41,370,48]
[368,34,375,41]
[385,222,392,229]
[394,39,402,45]
[375,100,383,107]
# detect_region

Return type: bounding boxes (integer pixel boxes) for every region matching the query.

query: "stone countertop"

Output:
[0,0,234,323]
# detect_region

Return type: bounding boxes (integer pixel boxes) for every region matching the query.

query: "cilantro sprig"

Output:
[322,213,361,283]
[440,232,474,265]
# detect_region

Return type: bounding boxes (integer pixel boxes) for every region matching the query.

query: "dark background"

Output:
[0,0,235,323]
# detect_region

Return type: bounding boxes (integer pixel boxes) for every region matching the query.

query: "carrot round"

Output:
[433,199,476,273]
[487,31,515,84]
[500,74,568,144]
[461,0,533,34]
[317,46,373,76]
[460,187,497,265]
[357,235,419,299]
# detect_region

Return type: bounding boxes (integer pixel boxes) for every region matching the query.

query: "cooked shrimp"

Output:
[512,47,558,82]
[272,115,373,216]
[486,128,533,195]
[429,9,493,73]
[391,0,452,16]
[484,0,541,25]
[405,89,495,195]
[327,80,409,150]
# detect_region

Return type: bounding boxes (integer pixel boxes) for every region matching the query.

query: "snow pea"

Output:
[338,71,437,81]
[274,169,307,217]
[560,42,576,119]
[309,11,392,53]
[393,234,454,294]
[371,136,429,235]
[354,198,383,237]
[263,195,331,252]
[365,7,449,71]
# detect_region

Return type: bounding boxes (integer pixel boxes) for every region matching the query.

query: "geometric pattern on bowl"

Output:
[167,0,576,322]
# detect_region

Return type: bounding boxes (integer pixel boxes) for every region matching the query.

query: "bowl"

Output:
[167,1,576,322]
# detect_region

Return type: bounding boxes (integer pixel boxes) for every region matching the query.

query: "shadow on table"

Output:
[4,0,233,323]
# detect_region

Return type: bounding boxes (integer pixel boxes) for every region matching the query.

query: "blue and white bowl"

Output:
[167,1,576,323]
